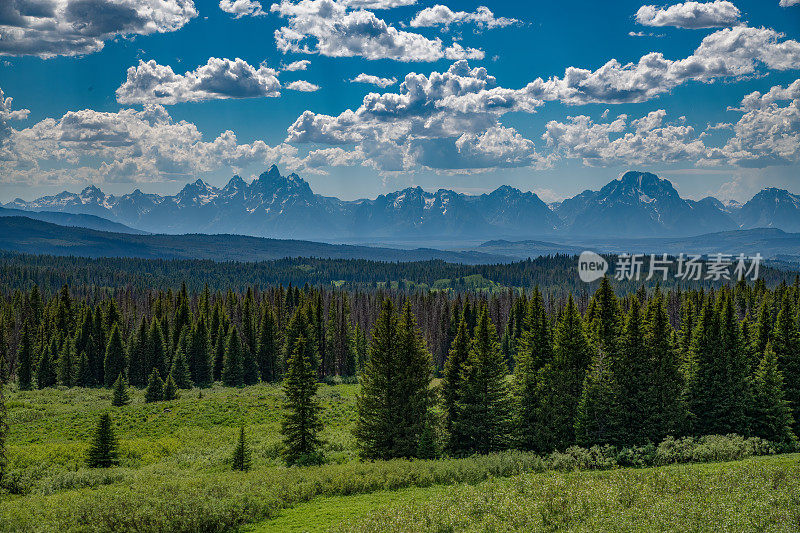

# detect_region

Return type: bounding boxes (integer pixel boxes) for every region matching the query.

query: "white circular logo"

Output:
[578,251,608,283]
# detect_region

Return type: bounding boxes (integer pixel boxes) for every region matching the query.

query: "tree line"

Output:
[1,276,799,466]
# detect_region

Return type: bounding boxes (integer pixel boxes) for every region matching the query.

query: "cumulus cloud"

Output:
[339,0,417,7]
[116,58,281,104]
[286,60,545,172]
[0,88,30,142]
[219,0,265,18]
[779,0,799,6]
[735,79,800,110]
[409,5,518,30]
[525,26,800,105]
[286,80,320,91]
[283,59,311,71]
[635,1,741,29]
[270,0,483,62]
[350,73,398,88]
[0,0,197,58]
[543,109,707,166]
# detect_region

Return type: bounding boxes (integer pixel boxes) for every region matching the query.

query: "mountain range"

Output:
[6,167,800,240]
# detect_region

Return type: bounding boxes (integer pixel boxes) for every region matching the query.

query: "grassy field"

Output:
[2,383,798,532]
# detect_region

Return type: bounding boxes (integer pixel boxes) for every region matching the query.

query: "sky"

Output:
[0,0,799,203]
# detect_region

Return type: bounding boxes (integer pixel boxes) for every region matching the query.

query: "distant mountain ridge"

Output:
[6,168,800,239]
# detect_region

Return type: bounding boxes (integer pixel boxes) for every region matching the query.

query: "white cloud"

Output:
[219,0,265,18]
[350,73,398,88]
[283,59,311,71]
[339,0,417,7]
[286,80,320,91]
[779,0,799,6]
[0,88,30,142]
[543,109,707,166]
[410,5,518,30]
[0,0,197,58]
[116,58,281,104]
[635,1,741,29]
[735,79,800,110]
[270,0,483,62]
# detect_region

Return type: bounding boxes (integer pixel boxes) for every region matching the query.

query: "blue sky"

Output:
[0,0,798,203]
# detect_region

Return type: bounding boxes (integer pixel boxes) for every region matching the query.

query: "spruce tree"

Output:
[213,322,227,382]
[585,276,621,355]
[17,322,33,391]
[242,341,260,385]
[231,426,252,471]
[127,319,148,387]
[76,350,92,388]
[450,306,510,455]
[575,349,622,447]
[354,299,400,459]
[145,368,164,403]
[170,336,193,389]
[442,317,469,448]
[146,319,167,380]
[163,373,178,401]
[750,344,796,444]
[0,359,6,487]
[57,339,75,387]
[771,293,800,435]
[103,325,126,388]
[86,413,119,468]
[281,336,324,466]
[36,338,57,389]
[111,373,131,407]
[222,327,245,387]
[534,295,594,451]
[616,298,651,444]
[256,306,279,382]
[188,318,212,387]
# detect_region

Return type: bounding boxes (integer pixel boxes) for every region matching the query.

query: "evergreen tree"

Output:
[771,293,800,435]
[91,306,106,385]
[222,327,245,387]
[57,339,75,387]
[257,305,279,382]
[146,319,167,379]
[534,295,594,451]
[145,368,164,403]
[75,350,92,388]
[188,318,212,387]
[354,299,401,459]
[163,373,178,401]
[17,322,33,391]
[281,336,324,466]
[111,373,131,407]
[750,344,797,444]
[242,339,260,386]
[0,357,6,487]
[442,317,469,448]
[616,299,651,444]
[213,322,227,382]
[450,306,510,455]
[86,413,119,468]
[748,299,772,372]
[127,319,148,387]
[231,426,252,471]
[575,350,622,447]
[643,290,687,441]
[103,325,126,388]
[36,338,57,388]
[585,276,621,355]
[170,339,193,389]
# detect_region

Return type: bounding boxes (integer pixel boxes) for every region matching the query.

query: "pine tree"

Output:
[57,339,75,387]
[145,368,164,403]
[281,336,324,466]
[616,298,651,444]
[163,373,178,401]
[442,317,470,448]
[534,295,594,451]
[111,373,131,407]
[76,350,92,387]
[450,306,510,455]
[170,341,193,389]
[127,319,148,387]
[771,293,800,435]
[585,276,621,355]
[0,358,6,487]
[146,319,167,380]
[256,306,279,382]
[242,340,260,386]
[354,299,400,459]
[17,322,33,391]
[575,349,622,447]
[188,318,212,387]
[103,325,126,388]
[231,426,252,471]
[213,322,227,382]
[750,344,796,444]
[86,413,119,468]
[222,327,245,387]
[36,338,57,389]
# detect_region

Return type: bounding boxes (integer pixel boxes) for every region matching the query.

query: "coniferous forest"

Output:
[1,255,799,531]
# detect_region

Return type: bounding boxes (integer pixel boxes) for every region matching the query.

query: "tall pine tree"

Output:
[103,325,126,388]
[281,336,324,466]
[17,322,33,391]
[222,326,245,387]
[86,413,119,468]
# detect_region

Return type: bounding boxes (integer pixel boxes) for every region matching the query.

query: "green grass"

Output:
[2,384,798,532]
[341,454,800,533]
